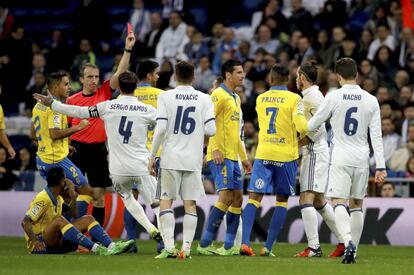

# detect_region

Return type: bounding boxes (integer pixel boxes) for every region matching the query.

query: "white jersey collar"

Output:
[301,85,319,97]
[341,84,360,89]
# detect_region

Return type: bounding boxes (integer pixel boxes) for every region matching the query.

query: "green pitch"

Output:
[0,237,413,275]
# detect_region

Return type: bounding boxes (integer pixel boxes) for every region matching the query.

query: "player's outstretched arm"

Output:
[0,129,15,159]
[307,94,333,132]
[21,216,46,252]
[109,34,136,90]
[293,98,309,139]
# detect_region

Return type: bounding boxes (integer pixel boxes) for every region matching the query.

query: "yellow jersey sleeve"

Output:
[292,97,308,139]
[25,194,49,222]
[207,90,224,152]
[48,109,63,129]
[0,105,5,130]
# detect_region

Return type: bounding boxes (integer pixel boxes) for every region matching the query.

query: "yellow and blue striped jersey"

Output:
[24,188,64,252]
[134,83,163,155]
[0,105,5,130]
[32,103,69,163]
[207,84,247,162]
[255,86,308,162]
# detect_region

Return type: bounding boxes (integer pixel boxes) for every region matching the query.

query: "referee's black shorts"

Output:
[69,140,112,188]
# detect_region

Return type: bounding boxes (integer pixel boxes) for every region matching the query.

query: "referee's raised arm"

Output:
[110,33,136,90]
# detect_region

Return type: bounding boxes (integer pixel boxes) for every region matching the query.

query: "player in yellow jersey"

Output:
[31,71,94,217]
[240,64,308,257]
[0,103,16,159]
[198,59,252,256]
[123,60,164,253]
[21,167,134,255]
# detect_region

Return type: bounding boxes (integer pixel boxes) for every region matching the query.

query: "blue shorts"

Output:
[36,157,88,188]
[208,159,242,191]
[248,159,297,196]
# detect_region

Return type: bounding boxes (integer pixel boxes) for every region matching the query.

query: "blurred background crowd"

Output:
[0,0,412,197]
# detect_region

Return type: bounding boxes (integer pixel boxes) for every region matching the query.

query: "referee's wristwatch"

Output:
[124,48,133,53]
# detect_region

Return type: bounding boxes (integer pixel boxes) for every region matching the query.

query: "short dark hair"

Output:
[222,59,242,79]
[119,71,138,94]
[79,63,99,77]
[46,167,65,187]
[175,61,195,83]
[136,60,159,81]
[47,71,68,88]
[299,60,318,83]
[382,182,395,190]
[404,101,414,110]
[270,63,289,84]
[334,58,357,80]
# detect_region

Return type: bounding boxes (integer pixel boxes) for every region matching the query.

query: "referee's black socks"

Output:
[92,207,106,226]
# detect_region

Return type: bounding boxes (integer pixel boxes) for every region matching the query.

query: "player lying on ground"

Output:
[21,167,134,255]
[33,71,163,247]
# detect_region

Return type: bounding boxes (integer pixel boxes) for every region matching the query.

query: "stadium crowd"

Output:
[0,0,412,197]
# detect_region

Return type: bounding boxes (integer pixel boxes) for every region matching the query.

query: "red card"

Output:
[127,23,133,35]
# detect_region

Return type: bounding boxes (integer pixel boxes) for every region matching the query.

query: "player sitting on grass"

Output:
[21,167,134,255]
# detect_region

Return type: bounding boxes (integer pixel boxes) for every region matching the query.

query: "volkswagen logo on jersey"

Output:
[255,178,265,189]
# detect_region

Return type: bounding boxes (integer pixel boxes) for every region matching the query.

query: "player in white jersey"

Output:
[308,58,386,264]
[295,61,345,258]
[33,72,163,244]
[148,61,216,259]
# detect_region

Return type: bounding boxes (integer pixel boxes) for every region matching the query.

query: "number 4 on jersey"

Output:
[119,116,133,144]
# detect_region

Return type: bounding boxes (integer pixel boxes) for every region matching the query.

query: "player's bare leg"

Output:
[156,199,179,259]
[179,200,197,259]
[92,187,106,225]
[332,198,356,264]
[240,192,263,256]
[75,184,94,217]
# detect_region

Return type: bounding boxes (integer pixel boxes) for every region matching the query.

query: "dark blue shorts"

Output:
[36,157,88,187]
[208,159,242,191]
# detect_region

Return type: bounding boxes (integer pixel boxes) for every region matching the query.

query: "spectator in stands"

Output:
[24,72,46,116]
[0,24,32,113]
[0,147,17,190]
[399,85,413,107]
[376,86,392,104]
[0,5,14,41]
[390,124,414,172]
[207,22,225,56]
[324,26,346,69]
[236,40,251,63]
[338,35,360,63]
[397,28,414,68]
[212,28,238,75]
[367,22,397,60]
[401,102,414,145]
[294,36,315,65]
[370,117,400,170]
[134,12,165,60]
[162,0,186,20]
[184,31,209,64]
[357,59,379,85]
[127,0,151,42]
[380,100,401,121]
[251,0,288,35]
[316,0,348,33]
[16,147,36,191]
[70,39,97,84]
[380,182,398,198]
[156,11,188,63]
[249,24,281,58]
[288,0,314,36]
[358,30,373,60]
[392,70,410,96]
[315,30,331,68]
[365,5,398,40]
[44,30,73,72]
[193,56,216,94]
[361,77,377,94]
[373,46,397,85]
[26,53,47,92]
[157,59,174,90]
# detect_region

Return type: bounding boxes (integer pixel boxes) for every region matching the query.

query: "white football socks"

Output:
[334,204,352,245]
[182,213,198,253]
[350,208,364,249]
[318,203,344,243]
[160,209,175,251]
[301,204,320,249]
[122,193,156,233]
